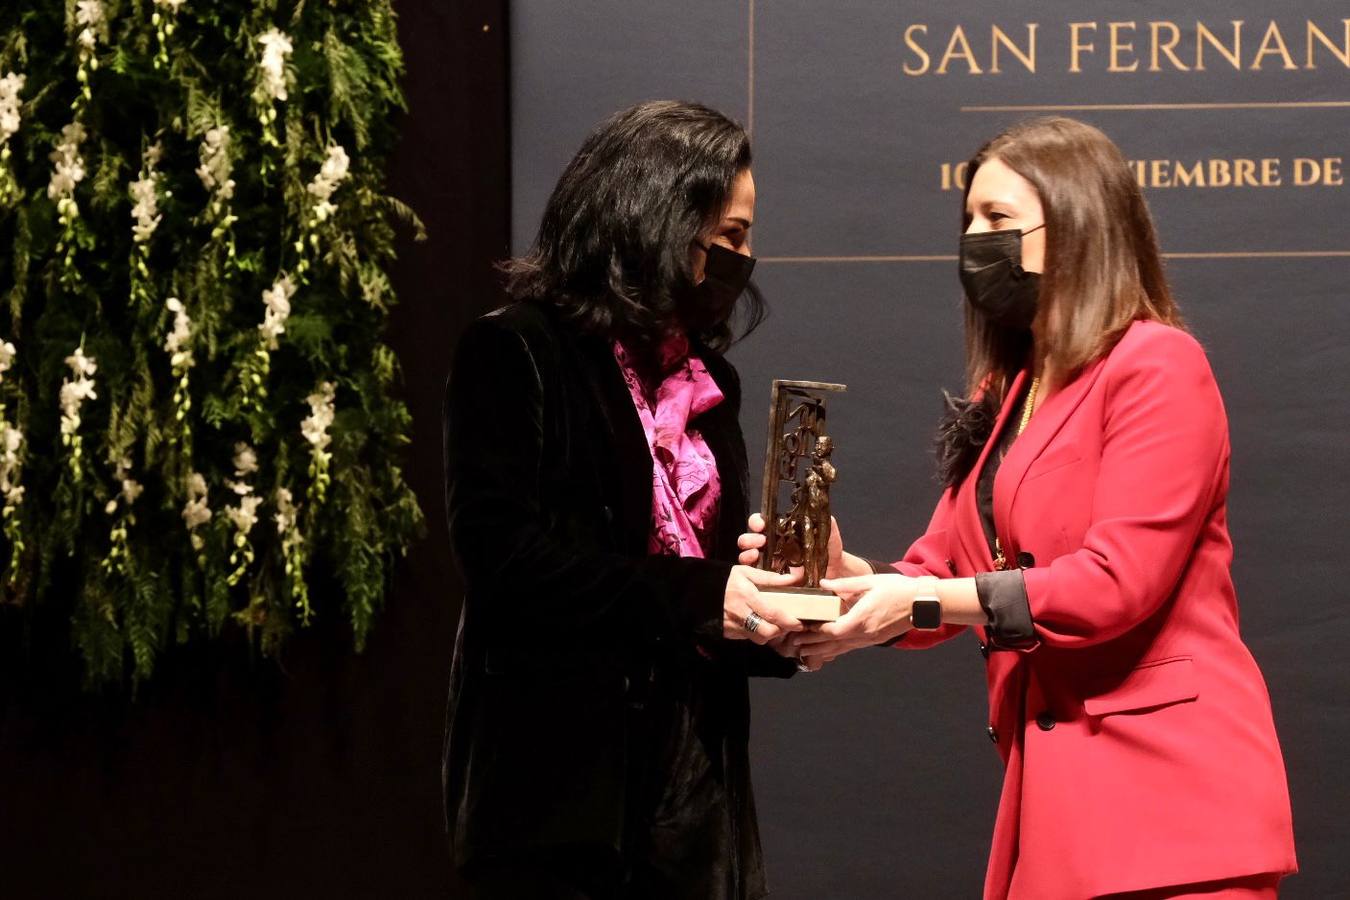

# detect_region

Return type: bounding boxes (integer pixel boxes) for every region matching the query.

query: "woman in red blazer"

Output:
[741,117,1296,898]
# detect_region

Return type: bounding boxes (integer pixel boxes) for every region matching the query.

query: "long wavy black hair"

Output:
[502,100,765,355]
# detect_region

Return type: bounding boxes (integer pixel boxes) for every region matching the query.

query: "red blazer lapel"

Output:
[994,356,1109,543]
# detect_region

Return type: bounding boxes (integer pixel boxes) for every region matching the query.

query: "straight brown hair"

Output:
[960,117,1184,405]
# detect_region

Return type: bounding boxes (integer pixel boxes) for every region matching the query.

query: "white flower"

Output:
[76,1,105,29]
[103,458,142,511]
[163,297,193,368]
[307,144,351,221]
[195,126,236,201]
[274,486,299,536]
[182,471,212,532]
[225,494,263,535]
[233,441,258,477]
[307,145,350,200]
[74,1,107,55]
[0,340,15,380]
[58,377,97,407]
[130,177,161,242]
[0,422,23,505]
[65,345,97,378]
[47,122,87,207]
[59,346,97,437]
[130,143,164,244]
[121,478,143,504]
[258,275,295,349]
[257,29,293,102]
[301,381,336,451]
[0,72,24,145]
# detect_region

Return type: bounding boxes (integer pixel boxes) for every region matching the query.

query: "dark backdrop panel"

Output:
[0,2,509,897]
[510,2,1350,897]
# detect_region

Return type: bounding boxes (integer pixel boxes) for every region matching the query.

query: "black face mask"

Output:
[685,242,756,329]
[958,224,1044,331]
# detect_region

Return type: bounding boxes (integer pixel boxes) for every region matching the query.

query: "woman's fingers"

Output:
[820,574,876,595]
[799,652,837,672]
[739,565,801,590]
[724,608,781,643]
[737,532,767,550]
[737,519,768,565]
[751,601,804,636]
[723,566,804,644]
[790,628,839,648]
[798,637,852,659]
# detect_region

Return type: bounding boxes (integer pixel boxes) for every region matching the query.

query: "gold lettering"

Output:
[1069,22,1097,72]
[991,24,1038,74]
[903,24,931,76]
[1124,160,1309,189]
[1305,20,1350,69]
[1294,158,1320,186]
[1261,159,1282,186]
[1299,157,1346,186]
[1174,160,1204,187]
[1149,22,1190,71]
[1208,160,1232,187]
[937,25,983,75]
[1326,157,1345,186]
[1251,21,1298,70]
[1196,21,1243,71]
[1109,22,1139,72]
[940,162,971,191]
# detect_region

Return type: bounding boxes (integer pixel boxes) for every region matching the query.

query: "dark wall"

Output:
[509,2,1349,898]
[0,2,508,897]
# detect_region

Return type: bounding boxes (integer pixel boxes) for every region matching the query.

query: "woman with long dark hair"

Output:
[741,117,1297,898]
[442,100,802,899]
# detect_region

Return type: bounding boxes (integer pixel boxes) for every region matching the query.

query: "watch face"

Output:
[911,598,942,630]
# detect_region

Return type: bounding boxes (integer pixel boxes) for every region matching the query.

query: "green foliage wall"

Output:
[0,0,425,685]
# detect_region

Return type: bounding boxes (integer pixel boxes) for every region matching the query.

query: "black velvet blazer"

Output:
[441,300,793,886]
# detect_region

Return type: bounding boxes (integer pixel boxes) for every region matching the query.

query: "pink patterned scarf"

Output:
[613,333,724,558]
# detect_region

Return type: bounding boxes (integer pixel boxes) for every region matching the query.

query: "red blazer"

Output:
[889,321,1296,899]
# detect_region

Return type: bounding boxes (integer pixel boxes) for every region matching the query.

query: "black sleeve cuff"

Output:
[742,643,799,679]
[678,557,735,640]
[974,570,1037,650]
[864,558,900,575]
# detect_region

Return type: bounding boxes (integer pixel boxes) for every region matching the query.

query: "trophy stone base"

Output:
[758,586,841,623]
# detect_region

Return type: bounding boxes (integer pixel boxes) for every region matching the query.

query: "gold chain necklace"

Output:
[994,375,1042,571]
[1017,376,1041,436]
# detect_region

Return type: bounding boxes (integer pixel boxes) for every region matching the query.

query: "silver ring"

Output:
[796,659,812,673]
[743,611,763,634]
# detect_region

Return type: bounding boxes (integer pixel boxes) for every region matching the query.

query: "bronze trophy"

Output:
[756,379,847,622]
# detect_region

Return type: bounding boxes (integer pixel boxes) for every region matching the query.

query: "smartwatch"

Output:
[911,577,942,631]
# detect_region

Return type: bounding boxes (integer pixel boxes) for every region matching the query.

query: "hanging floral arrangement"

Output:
[0,0,425,686]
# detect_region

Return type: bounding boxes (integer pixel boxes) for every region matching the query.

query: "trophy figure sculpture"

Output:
[757,380,846,622]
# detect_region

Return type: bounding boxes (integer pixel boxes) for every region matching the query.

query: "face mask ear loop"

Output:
[1020,223,1046,237]
[691,240,710,285]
